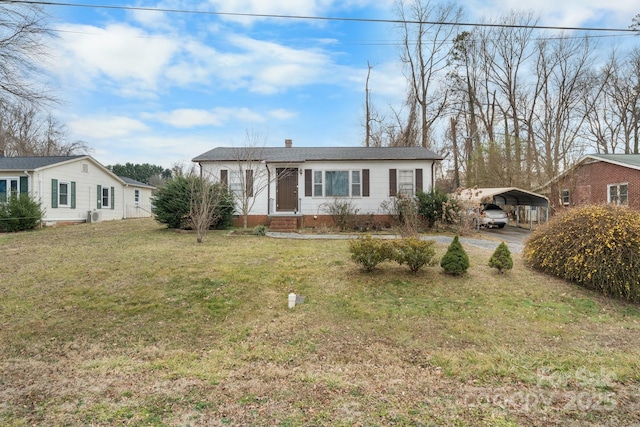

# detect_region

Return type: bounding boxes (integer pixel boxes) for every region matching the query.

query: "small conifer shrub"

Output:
[488,242,513,273]
[440,235,469,275]
[524,204,640,302]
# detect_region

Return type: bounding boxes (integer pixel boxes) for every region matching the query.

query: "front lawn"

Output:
[0,219,638,426]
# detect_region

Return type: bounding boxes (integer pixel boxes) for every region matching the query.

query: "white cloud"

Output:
[229,35,337,93]
[150,107,266,128]
[153,109,224,128]
[268,108,297,120]
[69,116,149,139]
[164,34,349,94]
[51,23,179,95]
[465,0,638,28]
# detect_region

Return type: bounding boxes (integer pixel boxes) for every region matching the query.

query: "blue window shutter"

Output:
[97,185,102,209]
[20,176,28,194]
[71,182,76,209]
[51,179,58,208]
[111,186,115,210]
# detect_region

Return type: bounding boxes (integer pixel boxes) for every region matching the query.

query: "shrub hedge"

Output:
[349,235,436,273]
[523,205,640,302]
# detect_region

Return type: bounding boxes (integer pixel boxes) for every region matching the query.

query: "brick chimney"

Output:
[285,139,292,148]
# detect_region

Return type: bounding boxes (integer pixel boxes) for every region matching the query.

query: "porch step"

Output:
[269,216,298,232]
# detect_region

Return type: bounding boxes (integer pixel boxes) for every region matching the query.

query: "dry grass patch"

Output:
[0,219,639,426]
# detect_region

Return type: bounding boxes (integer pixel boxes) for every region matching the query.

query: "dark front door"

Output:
[276,168,298,211]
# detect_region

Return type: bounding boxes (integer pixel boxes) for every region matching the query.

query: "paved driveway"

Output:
[475,224,533,247]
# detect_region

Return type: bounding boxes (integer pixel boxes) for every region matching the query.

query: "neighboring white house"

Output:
[192,141,442,229]
[0,155,155,225]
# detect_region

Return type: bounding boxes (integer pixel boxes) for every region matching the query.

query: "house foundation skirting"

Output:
[232,214,395,231]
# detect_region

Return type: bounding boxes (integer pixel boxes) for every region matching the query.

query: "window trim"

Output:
[101,186,111,209]
[228,170,244,197]
[312,169,362,198]
[397,169,415,196]
[134,189,140,206]
[608,183,628,206]
[561,189,570,206]
[58,181,71,207]
[0,178,20,202]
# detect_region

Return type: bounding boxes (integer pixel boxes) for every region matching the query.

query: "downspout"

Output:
[123,183,128,219]
[431,162,436,190]
[265,162,271,215]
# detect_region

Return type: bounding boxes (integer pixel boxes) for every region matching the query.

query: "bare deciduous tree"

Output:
[0,102,90,156]
[396,0,462,149]
[0,2,55,107]
[532,34,596,182]
[188,176,227,243]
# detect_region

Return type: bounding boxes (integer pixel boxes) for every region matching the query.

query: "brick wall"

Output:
[551,161,640,211]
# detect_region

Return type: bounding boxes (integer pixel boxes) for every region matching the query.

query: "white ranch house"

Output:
[0,155,155,226]
[193,141,442,230]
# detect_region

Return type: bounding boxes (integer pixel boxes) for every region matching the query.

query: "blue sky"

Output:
[41,0,639,169]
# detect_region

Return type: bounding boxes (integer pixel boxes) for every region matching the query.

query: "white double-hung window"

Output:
[398,170,414,195]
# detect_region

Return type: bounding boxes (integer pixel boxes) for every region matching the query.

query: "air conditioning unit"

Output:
[87,210,102,223]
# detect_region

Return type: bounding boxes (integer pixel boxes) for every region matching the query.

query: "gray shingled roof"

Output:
[588,154,640,169]
[192,146,443,163]
[120,176,156,189]
[0,155,85,171]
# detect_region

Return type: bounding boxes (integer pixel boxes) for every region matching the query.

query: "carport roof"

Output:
[458,187,549,207]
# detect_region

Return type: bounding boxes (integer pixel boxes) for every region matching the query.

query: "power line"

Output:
[4,0,639,34]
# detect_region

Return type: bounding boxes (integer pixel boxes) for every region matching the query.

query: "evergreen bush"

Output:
[440,235,469,275]
[152,175,234,230]
[392,237,436,273]
[416,188,461,228]
[488,242,513,273]
[349,235,392,272]
[0,194,43,232]
[523,205,640,302]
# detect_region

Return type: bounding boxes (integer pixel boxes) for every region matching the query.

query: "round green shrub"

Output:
[349,235,392,272]
[440,235,469,275]
[392,237,436,273]
[523,205,640,302]
[488,241,513,273]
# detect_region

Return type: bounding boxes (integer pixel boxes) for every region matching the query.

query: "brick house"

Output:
[540,154,640,213]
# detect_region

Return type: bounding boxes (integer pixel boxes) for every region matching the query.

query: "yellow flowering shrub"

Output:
[523,205,640,302]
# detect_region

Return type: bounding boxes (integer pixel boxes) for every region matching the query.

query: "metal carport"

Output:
[459,187,549,228]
